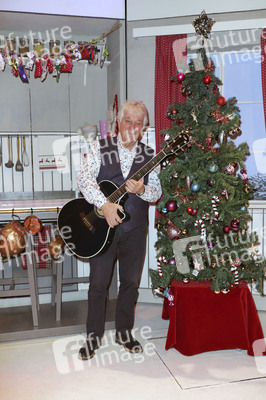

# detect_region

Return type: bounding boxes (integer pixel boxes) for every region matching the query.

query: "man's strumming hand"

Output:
[101,202,124,228]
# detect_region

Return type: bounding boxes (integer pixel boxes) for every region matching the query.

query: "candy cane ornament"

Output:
[231,265,239,286]
[157,256,166,277]
[195,219,206,242]
[154,287,164,295]
[212,196,220,218]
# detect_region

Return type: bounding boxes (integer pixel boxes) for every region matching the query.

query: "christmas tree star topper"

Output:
[192,10,216,42]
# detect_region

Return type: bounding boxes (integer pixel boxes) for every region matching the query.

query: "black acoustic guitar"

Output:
[57,132,190,258]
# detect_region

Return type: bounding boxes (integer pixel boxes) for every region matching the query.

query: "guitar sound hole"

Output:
[95,207,105,218]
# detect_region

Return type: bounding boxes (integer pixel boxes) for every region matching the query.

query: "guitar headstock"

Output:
[164,131,191,155]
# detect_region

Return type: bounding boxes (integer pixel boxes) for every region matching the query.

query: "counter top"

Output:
[0,199,73,221]
[0,199,72,211]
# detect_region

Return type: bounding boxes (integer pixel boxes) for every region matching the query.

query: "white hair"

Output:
[117,100,149,128]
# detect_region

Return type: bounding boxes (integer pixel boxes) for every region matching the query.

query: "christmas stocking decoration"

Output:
[65,43,76,56]
[41,58,48,82]
[34,59,43,78]
[25,51,35,70]
[73,48,82,61]
[53,58,61,82]
[8,54,18,77]
[0,53,6,71]
[60,53,73,72]
[17,58,29,83]
[79,44,90,60]
[88,45,96,64]
[100,40,108,68]
[46,57,54,74]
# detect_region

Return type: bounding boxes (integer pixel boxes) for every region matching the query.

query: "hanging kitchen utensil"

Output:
[0,140,2,166]
[22,136,30,166]
[24,211,43,234]
[15,136,24,172]
[0,214,27,259]
[5,136,14,168]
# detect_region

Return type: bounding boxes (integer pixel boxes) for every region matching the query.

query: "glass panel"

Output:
[234,103,266,199]
[187,54,220,78]
[223,52,262,102]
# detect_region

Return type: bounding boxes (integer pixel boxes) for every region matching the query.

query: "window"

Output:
[188,48,265,199]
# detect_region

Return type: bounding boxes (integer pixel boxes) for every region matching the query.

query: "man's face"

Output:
[118,109,145,147]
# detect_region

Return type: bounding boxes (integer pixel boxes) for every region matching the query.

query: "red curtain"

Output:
[155,34,187,153]
[261,29,266,127]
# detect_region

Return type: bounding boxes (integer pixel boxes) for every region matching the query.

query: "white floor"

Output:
[0,303,266,400]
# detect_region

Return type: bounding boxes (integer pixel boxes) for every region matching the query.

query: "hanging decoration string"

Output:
[0,23,122,83]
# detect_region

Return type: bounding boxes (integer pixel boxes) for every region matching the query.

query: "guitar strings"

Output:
[81,134,191,227]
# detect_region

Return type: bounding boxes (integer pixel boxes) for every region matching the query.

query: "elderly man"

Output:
[77,100,162,360]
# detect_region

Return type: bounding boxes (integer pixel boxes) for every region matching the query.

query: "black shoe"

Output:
[115,331,143,353]
[78,338,101,360]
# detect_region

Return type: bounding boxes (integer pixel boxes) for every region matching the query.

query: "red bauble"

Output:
[186,206,193,214]
[176,72,185,83]
[217,96,226,106]
[171,108,177,115]
[166,200,178,212]
[223,226,231,234]
[191,208,198,216]
[231,218,240,231]
[203,75,212,84]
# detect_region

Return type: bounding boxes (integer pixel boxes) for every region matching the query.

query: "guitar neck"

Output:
[107,146,168,204]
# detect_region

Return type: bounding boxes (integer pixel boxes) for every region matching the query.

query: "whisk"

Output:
[22,136,30,167]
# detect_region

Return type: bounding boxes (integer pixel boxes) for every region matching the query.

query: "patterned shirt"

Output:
[77,135,162,209]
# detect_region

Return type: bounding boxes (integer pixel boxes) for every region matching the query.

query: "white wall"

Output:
[0,0,125,19]
[127,0,266,21]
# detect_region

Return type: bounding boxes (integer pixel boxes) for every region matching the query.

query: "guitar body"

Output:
[58,180,128,258]
[58,132,190,259]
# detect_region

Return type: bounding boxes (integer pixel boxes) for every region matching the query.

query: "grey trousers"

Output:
[86,224,147,339]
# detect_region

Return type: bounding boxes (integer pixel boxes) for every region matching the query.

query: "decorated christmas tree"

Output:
[150,46,266,295]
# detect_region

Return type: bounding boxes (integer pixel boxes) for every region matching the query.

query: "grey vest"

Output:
[97,137,154,232]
